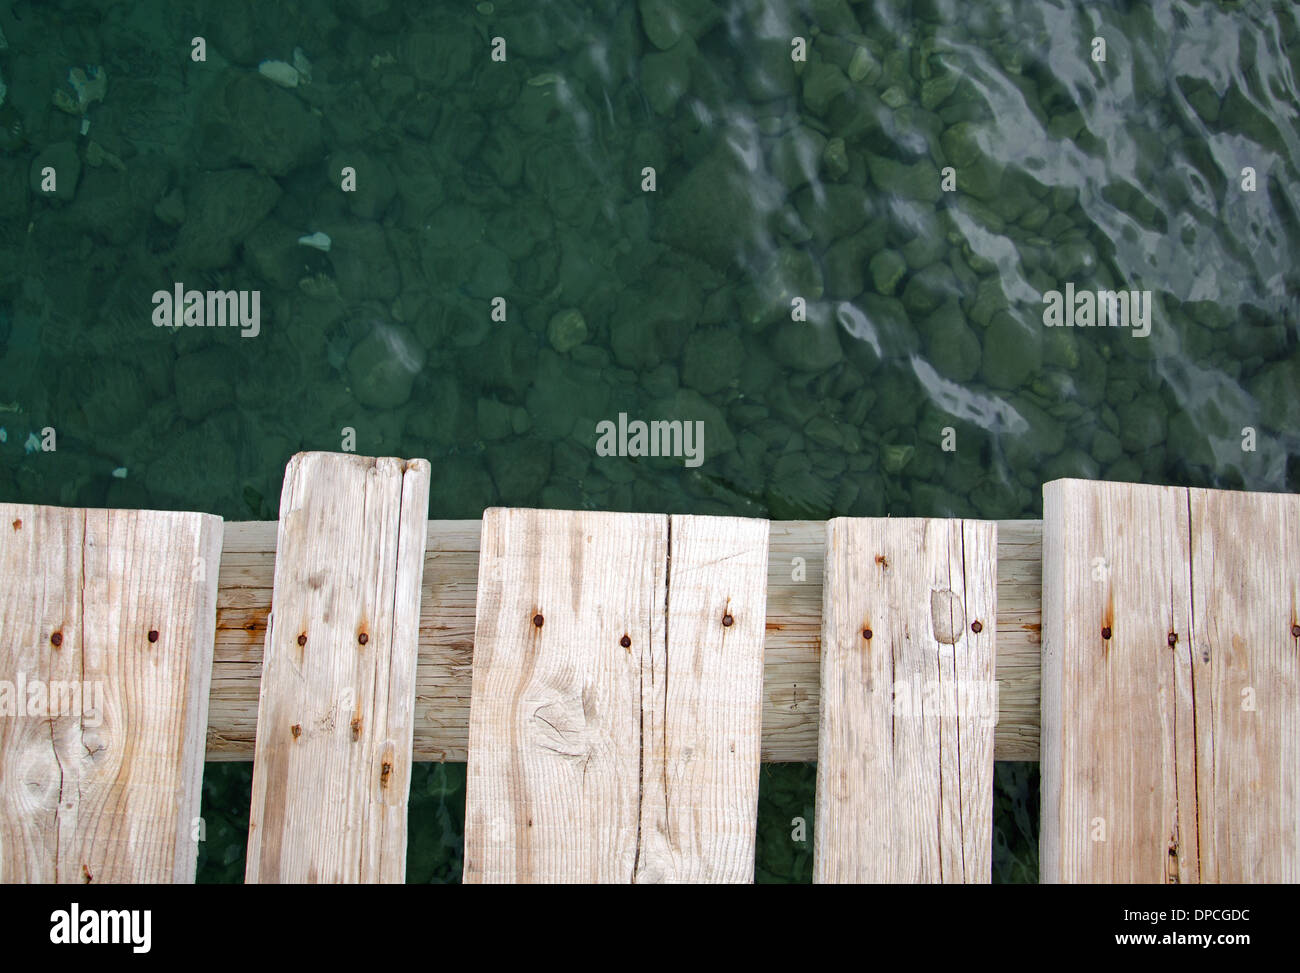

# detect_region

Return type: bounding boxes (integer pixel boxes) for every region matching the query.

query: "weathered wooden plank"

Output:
[464,509,664,883]
[464,509,769,883]
[245,452,430,884]
[636,515,769,883]
[814,518,997,883]
[208,518,1044,762]
[0,504,222,883]
[1042,479,1300,883]
[1189,488,1300,882]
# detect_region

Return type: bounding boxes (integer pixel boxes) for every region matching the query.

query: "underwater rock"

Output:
[901,262,959,316]
[738,247,825,327]
[326,222,400,301]
[257,60,300,88]
[642,38,694,116]
[820,220,885,300]
[345,321,426,409]
[742,38,798,101]
[477,398,513,441]
[770,308,844,373]
[244,219,306,289]
[29,142,80,200]
[148,418,238,504]
[488,438,552,506]
[427,456,495,518]
[639,0,720,51]
[1248,357,1300,433]
[78,164,167,246]
[980,311,1042,390]
[651,388,735,455]
[153,188,184,226]
[174,348,238,421]
[197,71,322,176]
[803,63,852,120]
[654,136,778,270]
[328,150,396,220]
[769,126,828,191]
[400,25,474,89]
[526,349,610,441]
[822,137,850,180]
[0,157,24,217]
[178,169,281,269]
[683,327,743,394]
[921,301,980,383]
[547,308,588,353]
[1118,394,1167,451]
[794,183,874,249]
[848,45,882,85]
[866,153,942,203]
[868,249,907,295]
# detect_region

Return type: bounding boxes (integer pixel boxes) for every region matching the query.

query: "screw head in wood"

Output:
[357,632,369,645]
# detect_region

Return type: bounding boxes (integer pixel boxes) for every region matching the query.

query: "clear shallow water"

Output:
[1,0,1296,883]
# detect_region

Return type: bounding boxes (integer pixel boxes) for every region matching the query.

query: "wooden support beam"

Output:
[210,519,1043,763]
[245,453,430,884]
[1041,479,1300,883]
[814,518,996,882]
[463,510,768,883]
[0,504,222,883]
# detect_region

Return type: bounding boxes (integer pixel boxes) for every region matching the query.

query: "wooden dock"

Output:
[1,453,1295,883]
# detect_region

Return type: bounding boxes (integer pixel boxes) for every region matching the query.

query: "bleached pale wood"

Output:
[464,509,664,883]
[1189,488,1300,882]
[1041,479,1300,883]
[636,515,770,883]
[245,452,430,884]
[208,519,1044,762]
[0,504,221,883]
[464,510,769,883]
[813,518,996,883]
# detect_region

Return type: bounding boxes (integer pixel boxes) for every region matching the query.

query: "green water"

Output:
[1,0,1296,882]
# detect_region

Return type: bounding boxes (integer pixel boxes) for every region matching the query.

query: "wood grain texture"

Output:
[1041,479,1300,883]
[245,452,430,884]
[208,519,1043,762]
[463,509,768,883]
[463,509,662,884]
[0,504,222,883]
[814,518,997,883]
[1189,488,1300,882]
[637,515,770,883]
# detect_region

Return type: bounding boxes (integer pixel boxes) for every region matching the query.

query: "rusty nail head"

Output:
[862,628,873,640]
[620,635,631,648]
[971,620,983,634]
[1102,626,1112,640]
[533,614,544,628]
[50,631,63,648]
[722,613,734,627]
